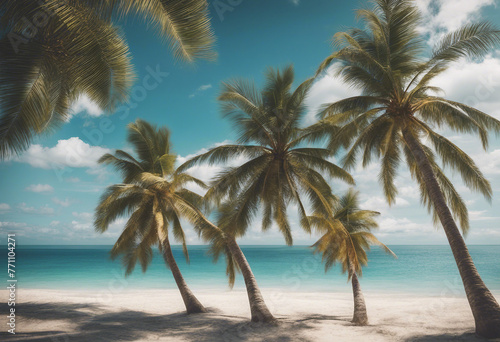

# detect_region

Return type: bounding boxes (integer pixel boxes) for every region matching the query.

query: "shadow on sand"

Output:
[0,302,346,342]
[405,332,490,342]
[0,302,488,341]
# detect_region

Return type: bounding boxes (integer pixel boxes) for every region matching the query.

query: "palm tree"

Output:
[95,119,215,314]
[307,189,396,325]
[0,0,216,159]
[311,0,500,337]
[178,66,355,322]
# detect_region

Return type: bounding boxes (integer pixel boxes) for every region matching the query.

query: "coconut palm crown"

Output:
[310,0,500,337]
[310,189,394,277]
[179,65,355,246]
[96,119,211,272]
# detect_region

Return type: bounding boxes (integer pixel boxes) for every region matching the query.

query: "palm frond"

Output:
[415,119,492,201]
[99,0,216,61]
[431,22,500,65]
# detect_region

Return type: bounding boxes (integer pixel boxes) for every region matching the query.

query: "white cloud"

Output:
[0,203,11,213]
[189,84,213,98]
[397,184,421,200]
[69,95,104,119]
[430,51,500,118]
[15,137,111,171]
[66,212,124,238]
[395,197,410,207]
[0,222,27,229]
[427,52,500,176]
[72,212,93,220]
[17,203,55,215]
[176,139,233,165]
[0,215,129,242]
[415,0,496,45]
[305,64,360,126]
[25,184,54,193]
[377,217,433,235]
[52,198,72,207]
[65,177,81,183]
[469,210,500,221]
[0,221,39,237]
[198,84,212,91]
[97,218,127,238]
[469,228,500,237]
[71,220,92,231]
[176,140,248,195]
[473,149,500,175]
[361,195,411,214]
[290,0,300,5]
[70,212,94,231]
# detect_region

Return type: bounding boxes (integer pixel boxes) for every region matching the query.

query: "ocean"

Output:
[4,245,500,295]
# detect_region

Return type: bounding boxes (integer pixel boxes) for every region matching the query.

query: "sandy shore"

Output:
[1,288,499,341]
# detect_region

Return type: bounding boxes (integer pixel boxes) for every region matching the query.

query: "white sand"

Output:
[1,288,499,341]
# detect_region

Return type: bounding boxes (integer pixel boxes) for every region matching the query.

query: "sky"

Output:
[1,0,500,245]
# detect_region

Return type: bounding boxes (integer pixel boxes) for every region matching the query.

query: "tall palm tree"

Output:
[307,189,396,325]
[311,0,500,337]
[178,66,355,322]
[0,0,216,159]
[95,119,214,314]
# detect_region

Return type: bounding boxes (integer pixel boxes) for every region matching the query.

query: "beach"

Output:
[2,245,500,341]
[2,288,497,341]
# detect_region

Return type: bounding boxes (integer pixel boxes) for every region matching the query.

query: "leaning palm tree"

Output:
[178,65,355,322]
[0,0,216,159]
[95,119,213,314]
[311,0,500,337]
[307,189,396,325]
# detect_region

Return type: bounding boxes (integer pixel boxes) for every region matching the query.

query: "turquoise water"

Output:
[3,245,499,295]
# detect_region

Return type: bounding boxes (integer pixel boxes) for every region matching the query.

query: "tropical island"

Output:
[0,0,499,341]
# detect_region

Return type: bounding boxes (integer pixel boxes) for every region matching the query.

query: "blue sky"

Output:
[1,0,500,245]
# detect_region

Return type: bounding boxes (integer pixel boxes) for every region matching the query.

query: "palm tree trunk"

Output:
[403,128,500,338]
[350,268,368,325]
[161,238,207,314]
[226,235,276,323]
